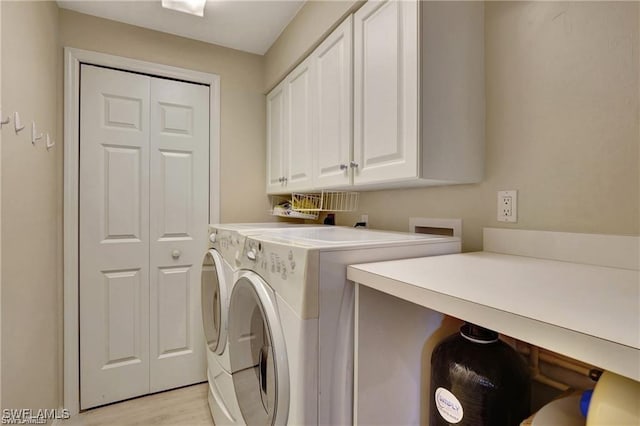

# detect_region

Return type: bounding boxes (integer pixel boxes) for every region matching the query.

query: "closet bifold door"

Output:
[80,64,209,409]
[148,77,209,393]
[79,64,152,409]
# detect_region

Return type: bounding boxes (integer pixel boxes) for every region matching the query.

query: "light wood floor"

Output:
[61,383,214,426]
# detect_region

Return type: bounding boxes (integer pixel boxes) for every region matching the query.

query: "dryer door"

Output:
[228,271,289,425]
[201,249,230,355]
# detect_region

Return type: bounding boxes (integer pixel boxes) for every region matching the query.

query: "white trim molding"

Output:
[63,47,221,415]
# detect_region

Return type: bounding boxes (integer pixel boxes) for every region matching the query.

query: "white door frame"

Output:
[63,47,221,415]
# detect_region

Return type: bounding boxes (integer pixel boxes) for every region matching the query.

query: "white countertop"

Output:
[347,251,640,381]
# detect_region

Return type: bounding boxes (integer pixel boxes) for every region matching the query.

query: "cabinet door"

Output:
[284,56,315,191]
[353,0,419,185]
[266,81,286,194]
[312,15,353,189]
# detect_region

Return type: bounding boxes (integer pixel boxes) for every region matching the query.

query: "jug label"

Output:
[435,387,463,423]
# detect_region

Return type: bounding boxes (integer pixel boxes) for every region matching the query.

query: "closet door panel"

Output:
[149,77,209,392]
[79,64,151,409]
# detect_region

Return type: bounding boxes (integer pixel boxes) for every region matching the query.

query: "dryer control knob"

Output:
[209,233,216,243]
[247,250,257,261]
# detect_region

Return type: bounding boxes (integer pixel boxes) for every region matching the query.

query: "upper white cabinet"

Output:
[266,81,286,193]
[285,57,314,191]
[353,0,484,188]
[312,16,353,189]
[267,57,315,194]
[353,0,419,185]
[267,0,484,194]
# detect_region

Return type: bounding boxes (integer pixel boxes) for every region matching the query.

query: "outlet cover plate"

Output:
[497,190,518,223]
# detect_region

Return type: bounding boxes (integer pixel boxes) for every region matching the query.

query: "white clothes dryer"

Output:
[201,223,326,426]
[227,226,461,425]
[202,248,241,425]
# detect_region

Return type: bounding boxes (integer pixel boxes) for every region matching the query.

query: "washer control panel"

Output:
[242,238,307,284]
[209,229,246,266]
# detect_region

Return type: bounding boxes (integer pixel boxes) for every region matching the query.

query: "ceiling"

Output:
[57,0,305,55]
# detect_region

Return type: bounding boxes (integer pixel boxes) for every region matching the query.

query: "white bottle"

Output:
[586,371,640,425]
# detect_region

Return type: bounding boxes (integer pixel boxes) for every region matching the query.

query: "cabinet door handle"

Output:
[171,249,181,259]
[282,177,288,184]
[350,161,359,169]
[278,177,284,183]
[339,164,349,171]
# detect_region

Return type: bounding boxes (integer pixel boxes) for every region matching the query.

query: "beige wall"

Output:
[264,0,362,91]
[1,0,61,410]
[0,0,3,409]
[273,1,639,252]
[59,9,271,224]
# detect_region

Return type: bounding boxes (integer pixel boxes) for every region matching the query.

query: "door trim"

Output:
[63,47,221,415]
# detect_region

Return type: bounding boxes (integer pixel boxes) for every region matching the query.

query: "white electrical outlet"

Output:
[497,190,518,222]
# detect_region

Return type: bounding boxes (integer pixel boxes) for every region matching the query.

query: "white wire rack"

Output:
[271,191,359,219]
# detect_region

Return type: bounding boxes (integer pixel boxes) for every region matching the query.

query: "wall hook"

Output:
[46,133,55,150]
[14,112,25,133]
[31,121,43,144]
[0,108,10,129]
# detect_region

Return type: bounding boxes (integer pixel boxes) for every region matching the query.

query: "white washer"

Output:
[201,223,326,425]
[227,226,461,425]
